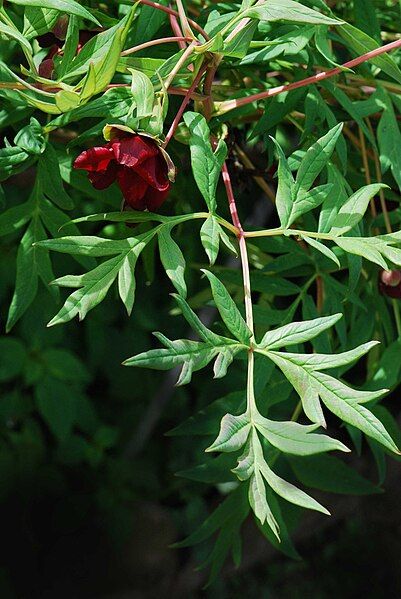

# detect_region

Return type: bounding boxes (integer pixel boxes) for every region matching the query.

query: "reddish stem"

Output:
[219,37,401,111]
[163,64,208,146]
[222,162,243,234]
[138,0,209,40]
[169,14,188,50]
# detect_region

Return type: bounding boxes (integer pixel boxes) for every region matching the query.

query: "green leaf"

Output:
[7,0,100,26]
[260,460,330,515]
[294,123,343,195]
[14,117,45,155]
[129,68,154,120]
[183,112,227,212]
[249,468,278,533]
[245,1,342,25]
[61,9,134,81]
[377,91,401,193]
[339,23,401,85]
[118,252,138,316]
[254,414,350,455]
[329,184,387,235]
[301,234,340,267]
[6,219,42,332]
[158,225,187,298]
[200,215,220,265]
[206,413,251,453]
[23,7,59,39]
[38,144,74,210]
[172,294,224,345]
[335,236,401,270]
[288,184,333,227]
[289,454,381,495]
[271,137,295,228]
[0,21,33,56]
[265,350,399,453]
[202,270,252,344]
[259,313,342,349]
[124,332,243,385]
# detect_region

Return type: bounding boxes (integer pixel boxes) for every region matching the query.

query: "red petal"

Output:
[74,145,114,172]
[116,166,149,210]
[111,135,158,168]
[134,154,170,191]
[88,161,118,189]
[143,184,170,211]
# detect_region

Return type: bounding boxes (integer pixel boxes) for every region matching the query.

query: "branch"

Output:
[216,37,401,113]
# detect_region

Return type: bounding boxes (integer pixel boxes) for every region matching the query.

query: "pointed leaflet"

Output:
[264,351,399,453]
[245,0,342,25]
[118,251,138,316]
[254,414,350,455]
[249,469,279,535]
[202,270,252,344]
[158,225,187,298]
[260,460,330,515]
[334,236,401,270]
[301,234,340,268]
[294,123,343,195]
[171,293,225,345]
[259,313,342,349]
[206,413,251,453]
[124,332,244,384]
[328,184,387,236]
[252,430,329,516]
[6,220,40,332]
[271,137,295,228]
[339,24,401,86]
[200,215,220,265]
[183,112,227,212]
[287,184,333,227]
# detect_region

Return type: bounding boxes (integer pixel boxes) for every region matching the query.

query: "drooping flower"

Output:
[378,269,401,299]
[73,126,175,211]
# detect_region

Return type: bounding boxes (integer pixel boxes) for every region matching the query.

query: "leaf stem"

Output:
[163,41,197,89]
[121,36,193,56]
[163,61,208,145]
[215,37,401,114]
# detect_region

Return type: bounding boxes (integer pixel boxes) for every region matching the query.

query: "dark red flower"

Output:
[378,270,401,299]
[73,128,175,211]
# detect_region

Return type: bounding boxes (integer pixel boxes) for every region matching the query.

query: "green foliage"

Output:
[1,0,401,591]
